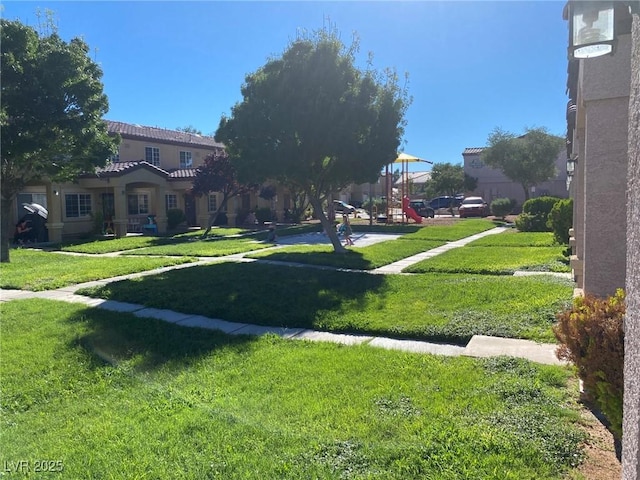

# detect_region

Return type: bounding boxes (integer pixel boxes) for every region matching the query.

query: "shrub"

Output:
[523,196,561,215]
[553,289,625,441]
[255,207,272,223]
[515,213,547,232]
[516,196,561,232]
[548,198,573,245]
[167,209,186,230]
[90,211,104,235]
[490,198,514,219]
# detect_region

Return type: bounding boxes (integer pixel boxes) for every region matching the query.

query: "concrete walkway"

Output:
[0,227,569,366]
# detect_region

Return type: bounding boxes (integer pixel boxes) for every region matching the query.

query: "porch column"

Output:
[112,184,128,237]
[226,196,238,226]
[155,185,167,233]
[45,184,64,243]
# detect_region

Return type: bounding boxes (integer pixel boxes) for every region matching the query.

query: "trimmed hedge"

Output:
[167,208,186,230]
[490,198,514,219]
[548,198,573,245]
[516,196,562,232]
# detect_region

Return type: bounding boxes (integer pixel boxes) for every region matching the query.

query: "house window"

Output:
[65,193,92,218]
[128,194,149,215]
[208,194,217,213]
[179,151,193,168]
[165,194,178,211]
[109,153,120,163]
[145,147,160,166]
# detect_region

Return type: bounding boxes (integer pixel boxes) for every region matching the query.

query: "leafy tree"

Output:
[190,150,257,237]
[176,125,202,135]
[481,127,564,201]
[215,29,410,252]
[0,18,117,262]
[429,163,477,215]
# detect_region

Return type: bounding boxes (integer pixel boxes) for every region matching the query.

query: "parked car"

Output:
[428,195,463,211]
[333,200,356,214]
[408,199,435,218]
[458,196,489,218]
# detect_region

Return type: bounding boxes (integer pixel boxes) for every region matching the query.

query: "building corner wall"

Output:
[622,12,640,480]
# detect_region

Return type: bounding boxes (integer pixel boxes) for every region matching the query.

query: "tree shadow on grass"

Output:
[67,305,259,373]
[77,262,388,333]
[251,250,375,270]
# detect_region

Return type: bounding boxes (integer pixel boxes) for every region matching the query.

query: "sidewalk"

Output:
[0,227,568,366]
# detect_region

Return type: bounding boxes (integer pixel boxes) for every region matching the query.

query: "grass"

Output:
[77,262,573,343]
[0,249,195,291]
[404,246,571,275]
[57,224,322,254]
[126,238,276,257]
[60,235,185,254]
[245,239,445,270]
[244,219,496,269]
[396,218,495,241]
[466,230,560,247]
[1,299,586,479]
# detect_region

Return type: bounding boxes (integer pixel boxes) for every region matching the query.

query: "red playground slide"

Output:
[402,196,422,224]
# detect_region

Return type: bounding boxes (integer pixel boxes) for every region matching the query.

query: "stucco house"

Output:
[13,121,294,242]
[462,146,568,211]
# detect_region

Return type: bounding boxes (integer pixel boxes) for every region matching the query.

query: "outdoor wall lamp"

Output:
[567,154,578,176]
[568,1,616,58]
[567,1,640,59]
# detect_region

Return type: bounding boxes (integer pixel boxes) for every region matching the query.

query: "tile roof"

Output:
[92,160,170,178]
[168,169,197,179]
[463,147,485,154]
[107,120,225,149]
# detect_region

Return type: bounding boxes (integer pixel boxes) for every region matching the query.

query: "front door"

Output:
[184,193,196,226]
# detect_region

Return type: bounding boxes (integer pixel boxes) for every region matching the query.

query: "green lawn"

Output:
[0,249,195,291]
[397,218,495,241]
[57,224,323,255]
[404,246,571,275]
[245,240,445,270]
[1,299,586,479]
[77,262,573,343]
[245,220,496,269]
[60,235,185,254]
[466,230,560,247]
[126,238,276,257]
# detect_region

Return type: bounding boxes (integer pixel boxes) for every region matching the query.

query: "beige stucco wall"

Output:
[463,150,568,210]
[118,137,217,170]
[577,33,631,298]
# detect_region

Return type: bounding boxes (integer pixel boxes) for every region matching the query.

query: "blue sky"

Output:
[3,1,569,170]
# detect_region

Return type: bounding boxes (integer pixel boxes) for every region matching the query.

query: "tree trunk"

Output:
[308,196,346,253]
[521,184,530,201]
[1,194,14,262]
[201,196,229,238]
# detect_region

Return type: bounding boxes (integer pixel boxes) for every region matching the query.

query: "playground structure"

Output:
[383,153,433,224]
[402,196,422,223]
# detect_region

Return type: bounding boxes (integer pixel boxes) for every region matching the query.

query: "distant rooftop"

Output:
[107,120,224,149]
[463,147,485,155]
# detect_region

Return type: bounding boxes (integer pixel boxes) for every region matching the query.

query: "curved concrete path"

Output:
[0,227,569,365]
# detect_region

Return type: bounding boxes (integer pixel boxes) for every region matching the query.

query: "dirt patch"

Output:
[576,404,621,479]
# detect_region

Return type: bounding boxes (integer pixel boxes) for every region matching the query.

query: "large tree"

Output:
[1,18,117,262]
[481,127,564,201]
[215,29,410,252]
[429,163,477,215]
[190,150,257,238]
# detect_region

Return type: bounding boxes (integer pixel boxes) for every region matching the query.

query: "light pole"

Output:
[566,1,640,476]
